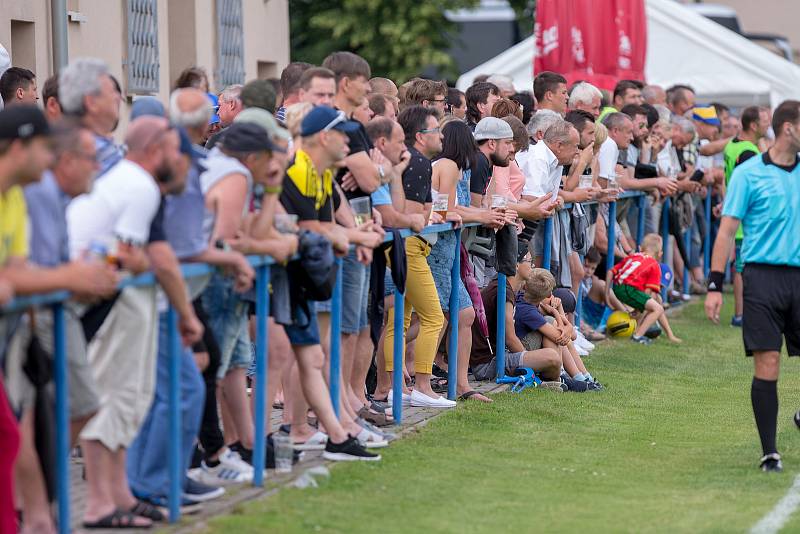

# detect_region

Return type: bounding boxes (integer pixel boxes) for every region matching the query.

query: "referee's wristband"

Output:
[707,271,724,293]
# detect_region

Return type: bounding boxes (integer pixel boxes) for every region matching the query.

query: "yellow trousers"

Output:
[384,237,445,375]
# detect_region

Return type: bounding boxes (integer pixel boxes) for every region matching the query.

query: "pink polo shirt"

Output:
[492,159,526,201]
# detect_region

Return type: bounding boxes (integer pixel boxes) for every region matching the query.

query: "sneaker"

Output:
[760,453,783,472]
[560,374,588,392]
[575,332,595,351]
[731,315,743,327]
[793,410,800,430]
[355,427,389,449]
[409,389,457,408]
[575,345,589,357]
[590,380,604,390]
[587,381,604,391]
[387,389,412,406]
[538,381,566,393]
[183,478,225,503]
[293,431,328,451]
[356,418,397,442]
[631,335,652,346]
[191,449,253,485]
[323,436,381,462]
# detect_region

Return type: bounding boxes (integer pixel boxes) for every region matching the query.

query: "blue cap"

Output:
[300,106,360,137]
[130,96,165,120]
[207,92,220,125]
[660,263,673,287]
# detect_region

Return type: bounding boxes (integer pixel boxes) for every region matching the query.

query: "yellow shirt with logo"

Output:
[0,185,29,266]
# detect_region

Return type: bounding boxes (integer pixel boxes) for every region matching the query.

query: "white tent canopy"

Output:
[456,0,800,107]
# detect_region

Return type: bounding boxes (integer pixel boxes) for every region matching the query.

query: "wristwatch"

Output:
[378,164,387,183]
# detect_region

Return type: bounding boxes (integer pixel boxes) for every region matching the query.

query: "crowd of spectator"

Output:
[0,52,766,530]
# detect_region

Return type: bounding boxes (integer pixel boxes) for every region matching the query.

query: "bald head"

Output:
[369,77,398,99]
[170,88,212,129]
[125,116,171,153]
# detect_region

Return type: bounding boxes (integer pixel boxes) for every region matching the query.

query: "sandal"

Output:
[458,390,493,403]
[357,405,394,427]
[431,377,448,394]
[129,500,165,522]
[83,508,152,529]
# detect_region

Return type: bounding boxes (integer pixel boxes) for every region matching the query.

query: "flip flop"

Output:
[83,508,152,529]
[357,405,394,427]
[129,500,165,522]
[458,390,493,403]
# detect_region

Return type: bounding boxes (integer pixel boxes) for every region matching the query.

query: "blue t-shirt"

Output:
[371,184,392,207]
[723,152,800,267]
[514,293,547,339]
[23,171,71,267]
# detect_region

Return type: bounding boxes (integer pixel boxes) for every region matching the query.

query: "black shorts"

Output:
[742,263,800,356]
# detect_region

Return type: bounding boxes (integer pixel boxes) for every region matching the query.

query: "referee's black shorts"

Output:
[743,263,800,356]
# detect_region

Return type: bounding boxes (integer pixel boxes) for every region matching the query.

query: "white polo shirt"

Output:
[67,159,161,258]
[597,137,619,180]
[517,140,562,200]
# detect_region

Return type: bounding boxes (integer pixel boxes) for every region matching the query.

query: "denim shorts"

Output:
[427,231,472,312]
[201,273,253,380]
[316,251,370,334]
[284,305,321,346]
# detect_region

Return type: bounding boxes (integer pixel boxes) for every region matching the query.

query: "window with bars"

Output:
[216,0,245,88]
[126,0,160,94]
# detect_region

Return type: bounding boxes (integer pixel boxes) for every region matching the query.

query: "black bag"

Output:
[289,230,338,302]
[23,312,56,502]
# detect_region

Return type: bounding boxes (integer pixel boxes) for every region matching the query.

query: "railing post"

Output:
[606,201,617,274]
[495,273,507,382]
[252,261,270,486]
[661,198,671,302]
[52,303,70,534]
[446,228,461,401]
[636,193,646,248]
[575,282,583,330]
[704,186,712,278]
[166,306,181,523]
[683,224,692,299]
[392,280,405,424]
[329,257,343,417]
[542,217,553,270]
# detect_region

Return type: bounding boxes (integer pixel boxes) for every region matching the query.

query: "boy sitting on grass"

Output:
[517,268,602,391]
[606,233,682,345]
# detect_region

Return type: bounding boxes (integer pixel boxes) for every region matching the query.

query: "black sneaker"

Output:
[322,436,381,462]
[794,410,800,430]
[760,453,783,472]
[560,375,588,392]
[587,380,604,391]
[631,335,653,346]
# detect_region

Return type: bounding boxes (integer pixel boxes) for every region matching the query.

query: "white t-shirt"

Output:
[68,159,161,258]
[657,140,681,179]
[597,137,619,180]
[517,140,562,199]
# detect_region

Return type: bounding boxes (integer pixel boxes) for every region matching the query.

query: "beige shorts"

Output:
[79,286,158,451]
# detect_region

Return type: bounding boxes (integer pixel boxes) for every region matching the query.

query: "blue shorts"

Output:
[316,251,370,334]
[284,305,321,346]
[427,233,471,312]
[201,273,253,379]
[581,296,605,330]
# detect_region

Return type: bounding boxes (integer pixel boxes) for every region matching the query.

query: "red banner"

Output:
[534,0,647,91]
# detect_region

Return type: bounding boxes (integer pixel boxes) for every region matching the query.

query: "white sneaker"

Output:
[387,389,412,406]
[575,345,589,357]
[575,332,595,351]
[355,427,389,448]
[409,389,457,408]
[191,449,253,485]
[293,431,328,451]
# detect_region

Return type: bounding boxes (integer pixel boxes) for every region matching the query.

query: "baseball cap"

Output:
[234,107,291,142]
[474,117,514,141]
[240,79,277,113]
[0,105,50,140]
[220,122,281,153]
[660,262,673,288]
[207,92,220,125]
[692,106,720,127]
[130,96,165,120]
[300,106,360,137]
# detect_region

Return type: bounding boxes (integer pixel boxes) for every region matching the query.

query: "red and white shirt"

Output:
[611,253,661,292]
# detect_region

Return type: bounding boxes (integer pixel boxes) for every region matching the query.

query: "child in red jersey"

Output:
[607,233,682,345]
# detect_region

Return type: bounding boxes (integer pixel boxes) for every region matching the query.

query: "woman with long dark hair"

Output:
[428,120,505,402]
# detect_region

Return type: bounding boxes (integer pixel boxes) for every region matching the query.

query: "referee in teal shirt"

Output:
[706,100,800,473]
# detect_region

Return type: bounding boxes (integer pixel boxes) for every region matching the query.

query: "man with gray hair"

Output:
[527,109,561,142]
[568,82,603,119]
[170,87,213,144]
[486,74,515,97]
[59,57,123,177]
[643,84,666,106]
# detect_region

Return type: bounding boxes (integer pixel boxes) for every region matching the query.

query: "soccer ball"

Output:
[607,311,637,338]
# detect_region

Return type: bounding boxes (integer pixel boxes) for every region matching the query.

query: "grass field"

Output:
[206,299,800,533]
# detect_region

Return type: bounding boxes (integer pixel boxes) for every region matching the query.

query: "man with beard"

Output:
[68,116,203,528]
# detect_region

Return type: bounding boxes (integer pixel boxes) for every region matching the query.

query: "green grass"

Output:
[206,299,800,533]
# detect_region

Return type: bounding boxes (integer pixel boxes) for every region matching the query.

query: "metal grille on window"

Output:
[126,0,160,94]
[216,0,245,88]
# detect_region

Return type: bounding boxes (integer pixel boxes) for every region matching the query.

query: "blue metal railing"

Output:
[1,186,715,532]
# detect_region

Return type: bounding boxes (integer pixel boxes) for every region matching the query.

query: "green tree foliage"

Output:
[289,0,479,82]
